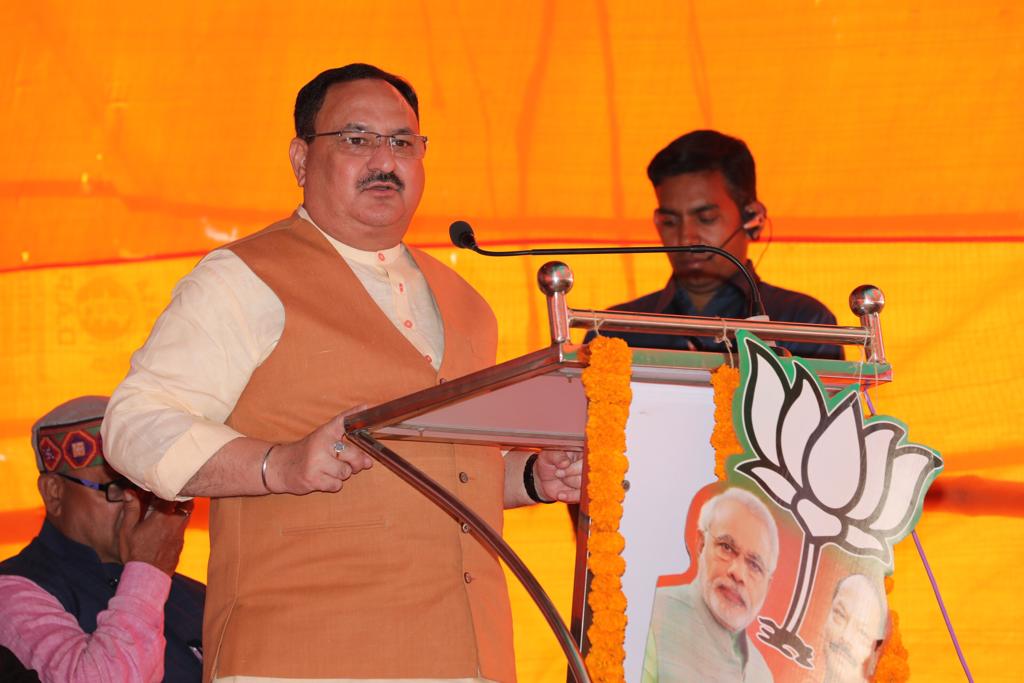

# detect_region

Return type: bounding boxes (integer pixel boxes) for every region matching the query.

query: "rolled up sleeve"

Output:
[103,249,283,500]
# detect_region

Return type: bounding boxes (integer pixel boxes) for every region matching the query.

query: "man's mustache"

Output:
[712,577,748,608]
[357,171,404,191]
[827,637,858,667]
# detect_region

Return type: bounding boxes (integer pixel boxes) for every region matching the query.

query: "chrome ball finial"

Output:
[849,285,885,316]
[537,261,574,296]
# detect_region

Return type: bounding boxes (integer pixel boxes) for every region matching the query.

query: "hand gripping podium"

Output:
[344,262,892,683]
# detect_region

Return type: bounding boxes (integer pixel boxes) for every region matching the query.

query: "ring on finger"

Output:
[332,440,346,456]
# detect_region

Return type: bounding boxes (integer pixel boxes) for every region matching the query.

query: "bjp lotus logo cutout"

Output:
[732,332,942,668]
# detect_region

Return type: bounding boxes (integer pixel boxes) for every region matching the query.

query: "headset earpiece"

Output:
[741,201,767,240]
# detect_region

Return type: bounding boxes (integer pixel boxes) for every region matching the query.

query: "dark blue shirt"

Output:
[589,266,843,360]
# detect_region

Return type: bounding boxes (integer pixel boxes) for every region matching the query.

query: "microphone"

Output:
[448,220,766,317]
[448,220,478,250]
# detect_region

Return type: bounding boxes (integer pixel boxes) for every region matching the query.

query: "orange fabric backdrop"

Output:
[2,2,1022,681]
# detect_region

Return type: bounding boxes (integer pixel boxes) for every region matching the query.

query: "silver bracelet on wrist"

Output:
[261,444,277,492]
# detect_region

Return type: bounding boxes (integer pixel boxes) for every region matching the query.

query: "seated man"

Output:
[0,396,205,682]
[599,129,842,360]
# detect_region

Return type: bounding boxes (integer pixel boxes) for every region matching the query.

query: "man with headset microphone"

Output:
[595,129,842,360]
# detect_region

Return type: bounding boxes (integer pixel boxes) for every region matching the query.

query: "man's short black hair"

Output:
[294,63,419,140]
[646,129,757,208]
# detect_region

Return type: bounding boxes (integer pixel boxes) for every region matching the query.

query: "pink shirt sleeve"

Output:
[0,561,171,683]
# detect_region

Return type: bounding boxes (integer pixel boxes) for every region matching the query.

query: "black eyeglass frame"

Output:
[56,472,136,503]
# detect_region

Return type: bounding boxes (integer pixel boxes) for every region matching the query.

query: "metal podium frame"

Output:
[343,262,891,683]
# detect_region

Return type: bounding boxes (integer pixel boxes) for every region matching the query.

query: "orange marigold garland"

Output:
[581,336,632,683]
[710,364,743,480]
[872,576,910,682]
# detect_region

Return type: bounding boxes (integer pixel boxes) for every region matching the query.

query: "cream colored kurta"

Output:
[103,207,445,502]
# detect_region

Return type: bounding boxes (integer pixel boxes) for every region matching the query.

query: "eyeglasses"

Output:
[57,473,137,503]
[303,129,428,159]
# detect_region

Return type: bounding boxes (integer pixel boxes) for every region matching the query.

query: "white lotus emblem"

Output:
[733,333,942,667]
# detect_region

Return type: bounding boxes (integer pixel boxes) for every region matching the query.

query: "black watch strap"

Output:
[523,452,554,504]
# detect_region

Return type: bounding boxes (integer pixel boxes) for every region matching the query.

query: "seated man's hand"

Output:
[534,449,584,503]
[118,491,192,577]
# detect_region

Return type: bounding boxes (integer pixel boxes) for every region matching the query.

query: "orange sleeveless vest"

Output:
[202,216,514,681]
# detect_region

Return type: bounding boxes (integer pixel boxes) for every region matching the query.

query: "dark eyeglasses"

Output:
[57,473,137,503]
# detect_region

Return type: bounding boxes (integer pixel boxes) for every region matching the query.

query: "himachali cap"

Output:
[32,396,109,474]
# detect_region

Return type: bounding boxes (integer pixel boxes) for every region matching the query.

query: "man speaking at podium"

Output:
[599,129,842,361]
[103,63,581,683]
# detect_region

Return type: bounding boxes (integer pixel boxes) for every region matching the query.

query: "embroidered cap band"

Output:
[32,396,109,474]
